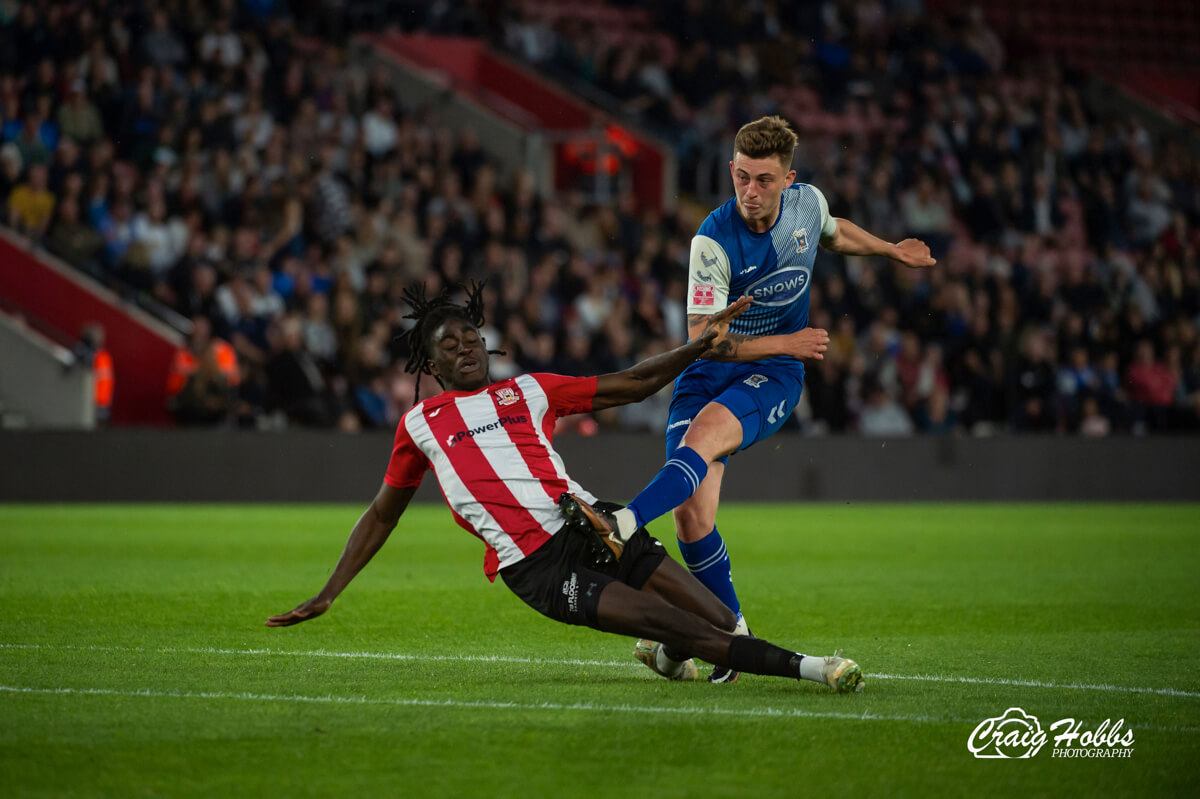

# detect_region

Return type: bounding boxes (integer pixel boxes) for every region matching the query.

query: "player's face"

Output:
[428,317,490,391]
[729,153,796,232]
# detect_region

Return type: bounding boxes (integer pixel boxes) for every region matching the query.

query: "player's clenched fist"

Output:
[786,327,830,360]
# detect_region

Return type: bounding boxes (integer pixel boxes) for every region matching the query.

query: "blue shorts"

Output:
[665,361,804,464]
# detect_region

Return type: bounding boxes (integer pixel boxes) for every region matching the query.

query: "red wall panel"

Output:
[0,235,179,425]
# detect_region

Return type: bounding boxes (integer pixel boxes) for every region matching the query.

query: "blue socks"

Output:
[626,446,708,529]
[624,447,741,618]
[677,526,741,618]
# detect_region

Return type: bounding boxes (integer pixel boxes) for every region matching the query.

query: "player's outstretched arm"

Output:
[688,315,830,363]
[821,218,936,268]
[591,296,751,410]
[266,482,417,627]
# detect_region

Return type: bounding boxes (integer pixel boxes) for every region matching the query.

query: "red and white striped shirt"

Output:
[384,373,600,580]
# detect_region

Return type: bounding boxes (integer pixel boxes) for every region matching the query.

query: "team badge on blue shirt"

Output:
[793,228,809,253]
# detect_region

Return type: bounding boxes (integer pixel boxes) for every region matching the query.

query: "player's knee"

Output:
[712,604,737,632]
[680,408,743,460]
[680,430,739,463]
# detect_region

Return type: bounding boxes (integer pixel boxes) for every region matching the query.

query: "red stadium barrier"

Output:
[0,231,181,425]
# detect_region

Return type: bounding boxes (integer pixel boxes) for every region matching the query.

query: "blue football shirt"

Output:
[683,183,837,378]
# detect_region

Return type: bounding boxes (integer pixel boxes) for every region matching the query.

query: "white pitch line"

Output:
[869,672,1200,700]
[0,684,942,725]
[1,684,1196,734]
[3,642,1199,700]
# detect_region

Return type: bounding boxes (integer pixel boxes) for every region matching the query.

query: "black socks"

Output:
[727,636,802,678]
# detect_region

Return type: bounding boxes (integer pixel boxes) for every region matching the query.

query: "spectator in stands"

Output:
[1127,176,1173,250]
[1126,339,1176,431]
[167,315,239,425]
[142,10,186,69]
[175,346,236,426]
[1011,328,1058,433]
[900,172,954,256]
[97,199,135,268]
[46,196,103,272]
[7,162,54,241]
[129,193,187,288]
[302,292,338,367]
[0,143,21,201]
[1056,345,1099,430]
[199,15,243,70]
[858,379,915,437]
[2,1,1196,437]
[12,111,51,167]
[265,313,334,427]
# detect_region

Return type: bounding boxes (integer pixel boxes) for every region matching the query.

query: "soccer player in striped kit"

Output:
[560,116,935,682]
[268,282,864,692]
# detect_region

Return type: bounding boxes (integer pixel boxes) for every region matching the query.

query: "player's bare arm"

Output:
[821,218,936,268]
[266,482,418,627]
[592,296,751,410]
[686,314,829,363]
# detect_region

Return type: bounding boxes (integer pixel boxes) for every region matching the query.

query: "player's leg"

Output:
[676,372,804,679]
[672,463,749,682]
[672,395,761,625]
[639,543,737,632]
[672,459,744,627]
[593,577,863,693]
[586,383,735,545]
[618,399,741,535]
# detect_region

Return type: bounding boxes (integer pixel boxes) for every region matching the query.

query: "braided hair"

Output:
[396,279,501,403]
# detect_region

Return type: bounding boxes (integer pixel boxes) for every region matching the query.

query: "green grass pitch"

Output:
[1,503,1198,797]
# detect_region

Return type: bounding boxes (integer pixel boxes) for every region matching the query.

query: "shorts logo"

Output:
[744,374,769,388]
[692,284,716,306]
[562,573,579,614]
[494,387,521,406]
[794,228,809,253]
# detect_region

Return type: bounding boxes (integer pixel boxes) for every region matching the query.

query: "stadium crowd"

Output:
[3,0,1199,435]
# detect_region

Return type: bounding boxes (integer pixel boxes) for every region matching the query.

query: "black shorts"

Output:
[499,525,667,629]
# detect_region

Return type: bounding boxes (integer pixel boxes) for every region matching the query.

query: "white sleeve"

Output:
[811,185,838,239]
[686,234,731,315]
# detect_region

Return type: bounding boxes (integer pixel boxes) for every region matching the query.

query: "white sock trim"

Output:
[613,508,637,542]
[655,645,686,678]
[798,655,824,683]
[733,615,750,638]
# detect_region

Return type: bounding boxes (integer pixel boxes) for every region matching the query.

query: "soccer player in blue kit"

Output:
[561,116,935,682]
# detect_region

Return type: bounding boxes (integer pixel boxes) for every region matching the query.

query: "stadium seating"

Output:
[1,0,1196,435]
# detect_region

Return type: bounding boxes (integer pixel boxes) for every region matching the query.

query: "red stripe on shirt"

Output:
[491,388,569,504]
[437,484,502,581]
[425,396,551,560]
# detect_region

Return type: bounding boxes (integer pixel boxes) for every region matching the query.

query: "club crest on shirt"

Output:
[794,228,809,253]
[744,374,769,388]
[494,386,521,406]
